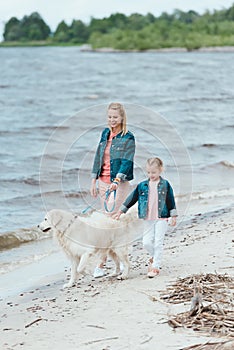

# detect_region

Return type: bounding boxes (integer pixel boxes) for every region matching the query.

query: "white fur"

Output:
[38,209,142,288]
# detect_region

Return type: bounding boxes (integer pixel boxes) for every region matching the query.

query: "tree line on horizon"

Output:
[3,5,234,50]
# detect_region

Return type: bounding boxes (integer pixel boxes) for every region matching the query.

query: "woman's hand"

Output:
[109,182,118,192]
[90,179,97,197]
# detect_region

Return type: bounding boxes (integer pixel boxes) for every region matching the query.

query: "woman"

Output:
[90,102,135,277]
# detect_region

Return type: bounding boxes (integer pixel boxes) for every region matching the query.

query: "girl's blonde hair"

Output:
[147,157,164,170]
[108,102,128,135]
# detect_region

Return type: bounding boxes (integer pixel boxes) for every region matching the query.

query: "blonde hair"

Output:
[107,102,128,135]
[147,157,164,170]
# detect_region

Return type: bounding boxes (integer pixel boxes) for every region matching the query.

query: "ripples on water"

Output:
[0,47,233,264]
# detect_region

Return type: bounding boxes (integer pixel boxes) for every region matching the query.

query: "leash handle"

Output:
[104,189,116,213]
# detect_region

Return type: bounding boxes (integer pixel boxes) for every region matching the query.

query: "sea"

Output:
[0,47,233,285]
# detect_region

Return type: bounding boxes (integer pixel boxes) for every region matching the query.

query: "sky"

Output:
[0,0,234,39]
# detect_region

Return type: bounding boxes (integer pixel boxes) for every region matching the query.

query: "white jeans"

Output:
[143,220,168,269]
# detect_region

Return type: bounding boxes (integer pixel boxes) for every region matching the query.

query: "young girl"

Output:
[114,157,177,278]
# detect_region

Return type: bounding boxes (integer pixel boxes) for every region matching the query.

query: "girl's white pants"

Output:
[143,220,168,269]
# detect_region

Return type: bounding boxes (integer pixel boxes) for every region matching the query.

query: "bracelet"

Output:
[112,181,119,186]
[114,177,121,183]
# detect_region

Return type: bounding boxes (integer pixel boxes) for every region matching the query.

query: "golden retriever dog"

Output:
[38,209,142,288]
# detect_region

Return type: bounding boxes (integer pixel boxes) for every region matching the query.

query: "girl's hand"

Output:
[112,211,123,220]
[170,216,177,226]
[90,179,97,197]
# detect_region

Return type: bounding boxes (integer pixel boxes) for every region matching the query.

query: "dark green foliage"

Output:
[53,21,71,42]
[70,20,89,43]
[3,5,234,49]
[4,12,50,41]
[3,17,21,41]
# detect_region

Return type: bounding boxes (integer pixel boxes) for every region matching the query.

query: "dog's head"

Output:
[38,212,53,233]
[38,209,75,234]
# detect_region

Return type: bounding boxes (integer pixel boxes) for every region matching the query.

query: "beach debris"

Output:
[86,324,106,329]
[25,317,45,328]
[83,336,119,346]
[140,335,153,344]
[179,340,234,349]
[160,273,233,304]
[159,273,234,338]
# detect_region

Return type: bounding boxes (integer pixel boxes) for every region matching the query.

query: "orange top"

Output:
[99,131,118,184]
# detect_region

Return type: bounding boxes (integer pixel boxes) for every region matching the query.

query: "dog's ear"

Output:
[49,210,62,227]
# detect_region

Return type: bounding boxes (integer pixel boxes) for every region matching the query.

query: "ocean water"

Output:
[0,47,234,276]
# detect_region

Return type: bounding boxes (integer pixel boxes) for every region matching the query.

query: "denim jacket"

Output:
[120,177,177,219]
[91,128,135,182]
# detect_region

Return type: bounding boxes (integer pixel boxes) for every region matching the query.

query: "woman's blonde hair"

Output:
[147,157,164,170]
[107,102,128,135]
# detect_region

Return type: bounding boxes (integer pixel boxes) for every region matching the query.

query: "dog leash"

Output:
[81,198,99,214]
[104,189,116,213]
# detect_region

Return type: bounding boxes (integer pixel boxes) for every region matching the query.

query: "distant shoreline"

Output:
[80,45,234,53]
[1,41,234,52]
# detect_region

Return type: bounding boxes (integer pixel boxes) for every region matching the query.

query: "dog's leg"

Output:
[108,249,121,277]
[77,252,92,275]
[113,247,130,280]
[63,258,80,289]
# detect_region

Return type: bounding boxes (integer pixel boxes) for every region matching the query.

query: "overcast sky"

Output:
[0,0,234,39]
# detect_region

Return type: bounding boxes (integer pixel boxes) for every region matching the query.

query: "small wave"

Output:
[86,94,99,99]
[202,143,217,148]
[23,177,39,185]
[179,96,234,103]
[200,160,234,170]
[0,85,10,89]
[0,251,56,275]
[0,189,88,205]
[177,187,234,202]
[22,125,70,132]
[65,190,88,198]
[0,176,39,186]
[0,227,52,250]
[219,160,234,168]
[0,125,69,137]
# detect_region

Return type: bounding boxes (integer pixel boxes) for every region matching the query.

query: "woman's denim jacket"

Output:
[120,177,177,219]
[91,128,135,182]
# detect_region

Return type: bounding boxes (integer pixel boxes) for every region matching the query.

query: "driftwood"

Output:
[180,340,234,349]
[25,318,44,328]
[83,336,119,345]
[160,273,234,304]
[159,273,234,338]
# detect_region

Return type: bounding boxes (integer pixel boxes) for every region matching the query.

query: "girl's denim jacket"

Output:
[91,128,135,182]
[120,177,177,219]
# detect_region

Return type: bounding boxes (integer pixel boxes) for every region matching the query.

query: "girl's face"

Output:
[146,165,162,182]
[107,108,122,130]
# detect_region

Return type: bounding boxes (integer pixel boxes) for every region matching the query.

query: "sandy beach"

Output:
[1,201,233,350]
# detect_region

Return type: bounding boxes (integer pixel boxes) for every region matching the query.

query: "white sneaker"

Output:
[93,267,105,278]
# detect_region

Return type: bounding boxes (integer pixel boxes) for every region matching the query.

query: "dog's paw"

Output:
[63,281,75,289]
[117,274,128,280]
[110,270,120,277]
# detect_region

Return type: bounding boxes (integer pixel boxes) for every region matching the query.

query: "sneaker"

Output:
[93,267,105,278]
[147,268,160,278]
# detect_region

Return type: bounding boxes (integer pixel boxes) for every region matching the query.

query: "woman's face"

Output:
[107,108,122,130]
